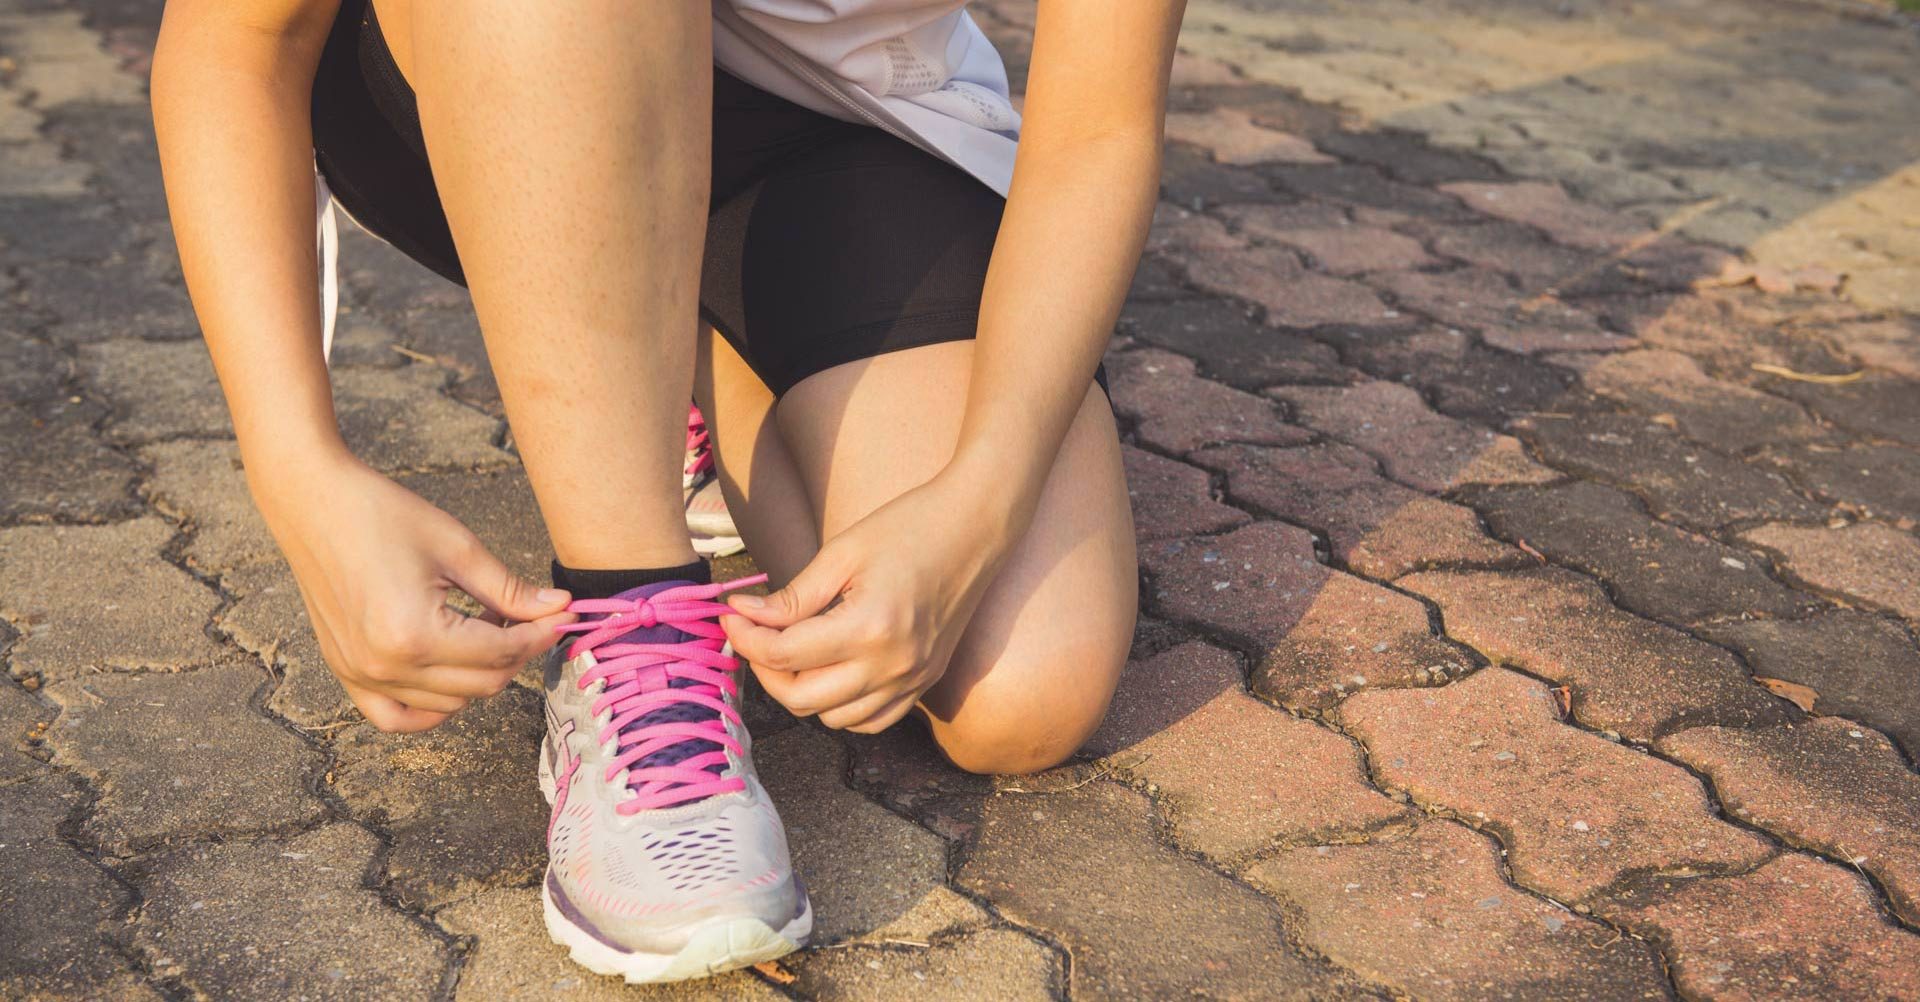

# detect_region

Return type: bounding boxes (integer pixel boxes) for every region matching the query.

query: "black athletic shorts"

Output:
[311,0,1016,397]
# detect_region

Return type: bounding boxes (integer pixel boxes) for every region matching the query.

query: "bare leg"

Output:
[389,1,710,569]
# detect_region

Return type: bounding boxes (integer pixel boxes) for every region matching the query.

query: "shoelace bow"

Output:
[685,404,714,481]
[553,575,766,813]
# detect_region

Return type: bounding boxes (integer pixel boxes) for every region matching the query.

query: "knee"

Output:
[936,722,1085,777]
[926,651,1123,777]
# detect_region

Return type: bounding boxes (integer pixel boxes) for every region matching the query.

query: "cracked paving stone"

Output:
[1660,718,1920,926]
[1820,316,1920,381]
[0,395,140,523]
[1573,349,1824,454]
[1594,293,1858,389]
[1183,241,1409,329]
[1165,106,1331,166]
[1514,410,1824,531]
[1412,219,1606,295]
[1758,442,1920,525]
[1368,268,1629,354]
[1251,224,1437,277]
[43,660,325,855]
[0,773,157,1001]
[1310,129,1505,186]
[1742,521,1920,621]
[397,465,565,591]
[1218,200,1355,240]
[1142,521,1463,712]
[330,365,510,472]
[1274,380,1558,491]
[1121,445,1250,543]
[1438,180,1648,251]
[1339,666,1774,903]
[1472,480,1819,623]
[0,680,51,786]
[1595,854,1920,1002]
[435,884,783,1000]
[845,723,991,824]
[1193,441,1524,579]
[1117,297,1350,391]
[1108,348,1310,455]
[1265,163,1479,222]
[19,254,196,344]
[129,823,451,1000]
[139,439,278,577]
[789,928,1060,1001]
[1700,612,1920,759]
[1400,566,1789,741]
[1332,326,1576,425]
[1247,820,1669,1002]
[330,686,546,910]
[957,781,1378,1000]
[756,726,947,944]
[219,562,352,728]
[1086,640,1407,859]
[0,518,224,682]
[77,338,233,443]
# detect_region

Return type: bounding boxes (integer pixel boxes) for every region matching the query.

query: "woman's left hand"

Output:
[721,471,1017,733]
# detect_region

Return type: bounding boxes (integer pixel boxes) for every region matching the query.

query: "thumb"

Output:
[440,532,571,623]
[729,545,850,628]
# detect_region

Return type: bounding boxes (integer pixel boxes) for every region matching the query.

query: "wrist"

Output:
[240,430,360,515]
[933,450,1042,551]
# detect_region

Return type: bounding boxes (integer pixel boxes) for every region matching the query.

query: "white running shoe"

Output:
[539,577,809,983]
[684,405,744,557]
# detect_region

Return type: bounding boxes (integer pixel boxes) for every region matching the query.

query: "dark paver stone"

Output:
[1120,445,1250,543]
[0,773,143,1000]
[1760,442,1920,525]
[1118,297,1350,390]
[1700,611,1920,759]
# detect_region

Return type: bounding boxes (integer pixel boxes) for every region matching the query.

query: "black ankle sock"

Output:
[550,559,711,601]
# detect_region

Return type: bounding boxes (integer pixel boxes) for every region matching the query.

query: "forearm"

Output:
[152,2,347,499]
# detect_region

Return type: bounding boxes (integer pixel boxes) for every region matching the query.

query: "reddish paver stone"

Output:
[1118,297,1351,390]
[1368,269,1628,354]
[1248,820,1670,1001]
[1121,445,1250,542]
[1086,641,1408,859]
[1576,349,1823,454]
[1759,442,1920,525]
[1742,521,1920,621]
[1596,854,1920,1001]
[1339,666,1774,902]
[1218,200,1355,240]
[1192,441,1525,579]
[1514,410,1824,531]
[1700,612,1920,758]
[1439,180,1648,251]
[1597,293,1857,388]
[1107,348,1309,454]
[1145,202,1244,257]
[956,782,1377,1000]
[1472,480,1820,623]
[1400,567,1789,741]
[1183,242,1409,329]
[1823,316,1920,380]
[1259,225,1436,277]
[1273,380,1558,491]
[1336,326,1576,425]
[1164,107,1332,166]
[1660,718,1920,925]
[1141,521,1462,711]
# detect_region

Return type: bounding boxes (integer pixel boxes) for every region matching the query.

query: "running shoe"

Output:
[540,576,810,982]
[683,405,744,557]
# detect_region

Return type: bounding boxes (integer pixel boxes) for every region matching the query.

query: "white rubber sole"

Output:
[690,532,746,558]
[542,880,810,984]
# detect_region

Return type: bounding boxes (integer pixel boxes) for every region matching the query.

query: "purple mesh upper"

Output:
[589,580,728,776]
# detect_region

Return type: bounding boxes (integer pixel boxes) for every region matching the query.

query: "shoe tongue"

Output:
[590,580,727,781]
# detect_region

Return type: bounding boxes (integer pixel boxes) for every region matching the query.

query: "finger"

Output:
[384,686,472,715]
[408,665,522,700]
[752,660,871,716]
[439,530,574,623]
[430,609,574,671]
[818,688,901,731]
[343,682,456,734]
[722,609,866,674]
[726,543,852,628]
[844,691,920,735]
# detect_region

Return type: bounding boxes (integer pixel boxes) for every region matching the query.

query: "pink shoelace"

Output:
[685,404,714,481]
[553,575,766,813]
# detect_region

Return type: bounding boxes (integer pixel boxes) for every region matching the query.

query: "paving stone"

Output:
[1820,316,1920,380]
[1700,612,1920,759]
[1087,641,1407,859]
[1595,854,1920,1001]
[42,661,324,854]
[1759,442,1920,524]
[1120,445,1249,542]
[1368,268,1630,354]
[957,781,1376,1000]
[330,364,510,472]
[76,338,232,444]
[1332,326,1577,424]
[219,562,354,728]
[0,680,52,787]
[1514,410,1824,531]
[139,438,278,577]
[1266,163,1478,222]
[1160,144,1280,208]
[1416,220,1606,295]
[1473,480,1819,623]
[788,928,1061,1001]
[1769,372,1920,450]
[436,884,784,1000]
[129,823,452,1000]
[1107,348,1310,454]
[1141,521,1462,712]
[18,254,196,344]
[1310,129,1506,186]
[1193,442,1525,579]
[1146,202,1245,257]
[1117,297,1350,390]
[1274,380,1558,491]
[0,395,140,523]
[1662,718,1920,925]
[0,772,148,1001]
[1182,242,1408,329]
[1339,666,1773,903]
[1247,820,1670,1001]
[0,519,224,682]
[1218,200,1356,240]
[756,726,948,944]
[1401,566,1789,741]
[1255,224,1437,277]
[396,466,552,591]
[331,686,546,910]
[1575,349,1824,454]
[1440,180,1648,251]
[1742,521,1920,621]
[844,723,992,840]
[1593,292,1859,387]
[1165,106,1332,166]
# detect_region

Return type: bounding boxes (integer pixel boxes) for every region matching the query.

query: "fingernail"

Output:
[733,594,764,610]
[537,588,569,605]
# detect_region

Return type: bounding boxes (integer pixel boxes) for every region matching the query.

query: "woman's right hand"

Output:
[251,450,576,733]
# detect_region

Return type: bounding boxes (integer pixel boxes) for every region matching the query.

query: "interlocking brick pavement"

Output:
[5,0,1920,997]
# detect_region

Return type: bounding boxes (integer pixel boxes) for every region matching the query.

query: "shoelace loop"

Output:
[553,575,767,813]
